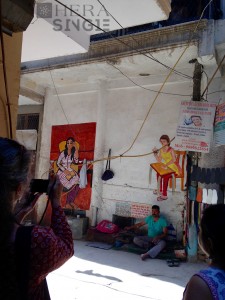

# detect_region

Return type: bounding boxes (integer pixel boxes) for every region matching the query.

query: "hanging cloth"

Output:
[79,159,87,189]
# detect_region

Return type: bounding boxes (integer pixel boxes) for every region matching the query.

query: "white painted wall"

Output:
[36,75,193,240]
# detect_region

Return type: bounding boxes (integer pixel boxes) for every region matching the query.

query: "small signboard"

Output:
[175,101,217,153]
[131,203,151,219]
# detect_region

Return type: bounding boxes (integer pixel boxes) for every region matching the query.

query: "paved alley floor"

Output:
[47,240,207,300]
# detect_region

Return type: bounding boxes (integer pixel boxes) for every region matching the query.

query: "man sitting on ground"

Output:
[125,205,168,260]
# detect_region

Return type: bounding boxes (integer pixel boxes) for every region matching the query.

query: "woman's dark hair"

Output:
[0,138,31,299]
[159,135,170,146]
[201,204,225,267]
[64,137,75,160]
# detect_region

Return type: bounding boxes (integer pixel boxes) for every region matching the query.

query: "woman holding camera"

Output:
[0,137,74,300]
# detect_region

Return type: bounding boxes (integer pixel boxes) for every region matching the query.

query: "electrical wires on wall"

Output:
[47,0,217,163]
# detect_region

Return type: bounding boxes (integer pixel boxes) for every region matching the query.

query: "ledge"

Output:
[21,20,207,74]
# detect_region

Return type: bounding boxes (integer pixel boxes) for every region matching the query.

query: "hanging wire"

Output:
[120,0,213,156]
[106,60,192,97]
[46,66,176,168]
[54,0,195,80]
[96,0,193,80]
[201,54,225,98]
[208,89,225,95]
[47,0,214,165]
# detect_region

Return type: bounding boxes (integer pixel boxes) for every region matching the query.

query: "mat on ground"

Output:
[86,242,113,250]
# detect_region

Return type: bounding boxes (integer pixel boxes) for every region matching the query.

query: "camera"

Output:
[29,179,50,194]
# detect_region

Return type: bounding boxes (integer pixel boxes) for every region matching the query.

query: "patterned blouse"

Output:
[15,206,74,300]
[196,267,225,300]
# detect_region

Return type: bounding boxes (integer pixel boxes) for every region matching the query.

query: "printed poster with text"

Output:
[131,203,151,219]
[175,101,217,153]
[214,102,225,146]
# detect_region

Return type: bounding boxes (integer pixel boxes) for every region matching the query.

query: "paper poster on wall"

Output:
[131,203,151,219]
[214,102,225,147]
[175,101,217,153]
[50,123,96,210]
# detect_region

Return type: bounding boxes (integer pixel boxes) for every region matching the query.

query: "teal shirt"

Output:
[144,216,167,238]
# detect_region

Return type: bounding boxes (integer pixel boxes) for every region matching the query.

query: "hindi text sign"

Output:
[175,101,216,153]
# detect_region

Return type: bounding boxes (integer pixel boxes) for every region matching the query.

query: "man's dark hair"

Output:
[152,205,160,211]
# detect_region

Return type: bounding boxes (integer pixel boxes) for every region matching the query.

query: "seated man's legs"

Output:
[133,236,152,249]
[146,240,166,258]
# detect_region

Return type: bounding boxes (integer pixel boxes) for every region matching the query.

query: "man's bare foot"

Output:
[141,253,150,261]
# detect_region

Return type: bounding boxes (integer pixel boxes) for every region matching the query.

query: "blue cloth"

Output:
[144,216,167,238]
[196,267,225,300]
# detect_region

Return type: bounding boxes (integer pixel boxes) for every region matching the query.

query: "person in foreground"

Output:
[183,204,225,300]
[0,137,74,300]
[125,205,167,260]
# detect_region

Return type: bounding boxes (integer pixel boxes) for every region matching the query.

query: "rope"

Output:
[120,0,213,156]
[89,137,175,167]
[40,0,213,177]
[201,54,225,98]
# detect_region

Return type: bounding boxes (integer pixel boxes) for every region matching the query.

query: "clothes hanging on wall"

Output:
[79,159,87,189]
[190,166,225,185]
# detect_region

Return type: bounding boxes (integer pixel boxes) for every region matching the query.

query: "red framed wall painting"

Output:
[50,123,96,210]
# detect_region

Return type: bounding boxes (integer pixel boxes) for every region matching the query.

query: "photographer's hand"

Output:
[14,192,41,223]
[48,175,63,208]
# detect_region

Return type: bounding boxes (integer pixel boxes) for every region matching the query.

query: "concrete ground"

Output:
[47,240,207,300]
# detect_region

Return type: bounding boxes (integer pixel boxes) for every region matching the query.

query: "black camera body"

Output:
[29,179,50,194]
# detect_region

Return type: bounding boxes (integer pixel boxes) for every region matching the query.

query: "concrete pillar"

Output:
[90,80,108,226]
[34,87,53,224]
[36,87,53,179]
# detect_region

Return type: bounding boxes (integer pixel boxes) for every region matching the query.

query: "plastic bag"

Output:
[96,220,119,234]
